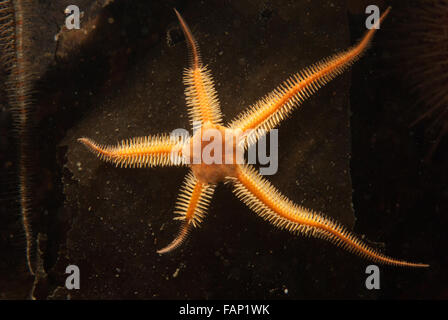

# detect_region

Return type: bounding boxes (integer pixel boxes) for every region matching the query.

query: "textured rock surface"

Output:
[56,0,359,299]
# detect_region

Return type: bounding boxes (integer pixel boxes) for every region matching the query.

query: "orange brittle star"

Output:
[78,8,428,267]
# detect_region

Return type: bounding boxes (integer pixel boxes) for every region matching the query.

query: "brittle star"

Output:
[78,8,428,267]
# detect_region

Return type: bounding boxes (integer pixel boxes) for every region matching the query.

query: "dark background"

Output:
[0,0,446,299]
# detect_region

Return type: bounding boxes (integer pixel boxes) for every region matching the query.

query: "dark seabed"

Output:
[0,0,446,299]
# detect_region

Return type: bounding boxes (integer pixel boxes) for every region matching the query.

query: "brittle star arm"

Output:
[78,134,187,168]
[175,9,223,129]
[157,171,216,254]
[227,164,429,268]
[229,7,391,148]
